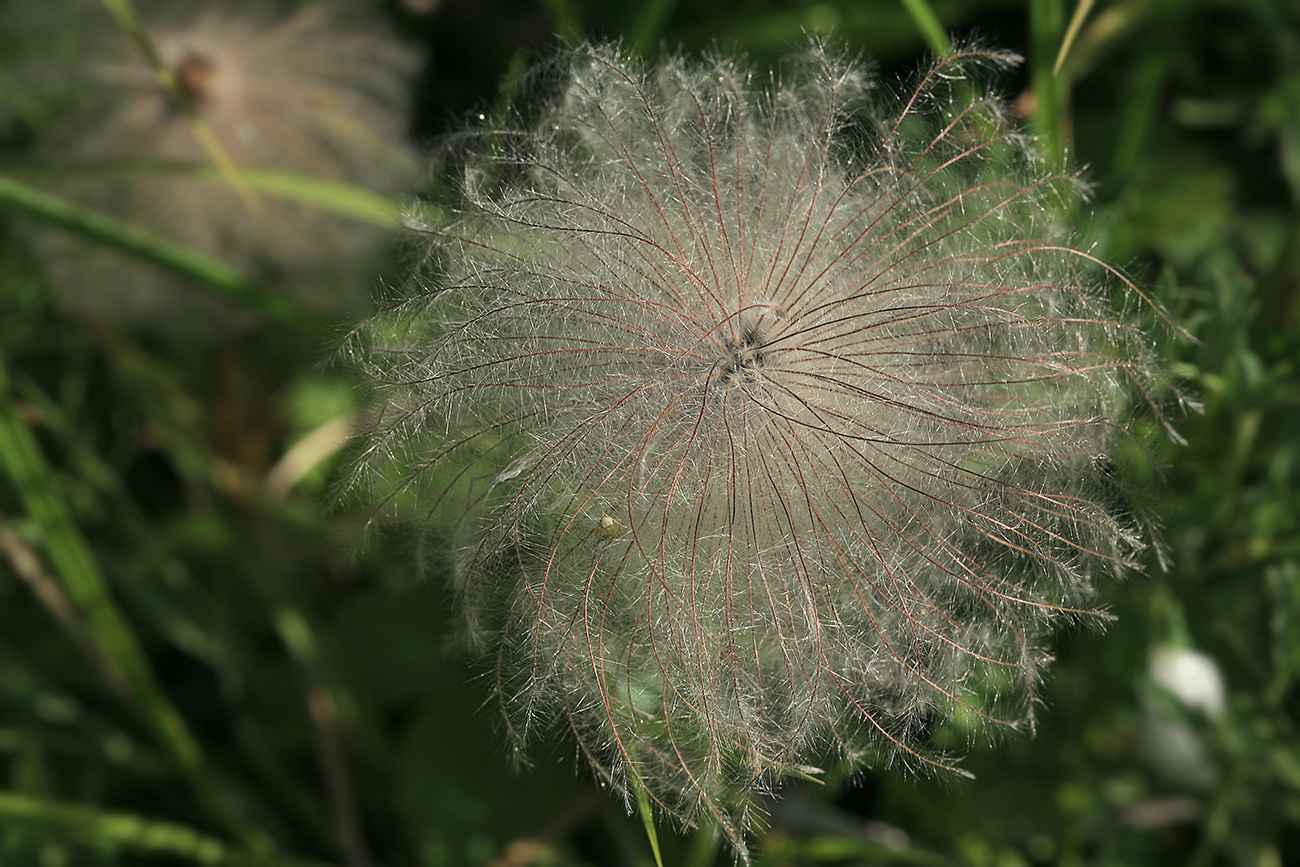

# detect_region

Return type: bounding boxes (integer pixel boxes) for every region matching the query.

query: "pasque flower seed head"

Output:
[350,41,1183,857]
[38,0,415,333]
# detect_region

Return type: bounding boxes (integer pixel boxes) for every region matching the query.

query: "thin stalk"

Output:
[13,159,405,228]
[1030,0,1071,170]
[1054,0,1096,74]
[99,0,262,214]
[0,174,324,332]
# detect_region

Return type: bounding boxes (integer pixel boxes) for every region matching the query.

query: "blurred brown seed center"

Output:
[173,51,217,106]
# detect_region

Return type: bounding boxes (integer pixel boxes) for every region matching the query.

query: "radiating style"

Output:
[349,42,1182,858]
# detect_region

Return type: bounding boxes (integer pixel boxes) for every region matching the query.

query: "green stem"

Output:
[12,159,405,228]
[1030,0,1071,170]
[632,775,665,867]
[0,173,323,332]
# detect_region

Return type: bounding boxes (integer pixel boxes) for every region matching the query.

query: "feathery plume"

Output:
[349,41,1181,858]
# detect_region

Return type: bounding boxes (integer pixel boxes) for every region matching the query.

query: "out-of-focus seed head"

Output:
[39,0,416,333]
[349,41,1185,859]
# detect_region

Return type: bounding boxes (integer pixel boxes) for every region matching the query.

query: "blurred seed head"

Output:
[349,41,1186,857]
[38,0,417,333]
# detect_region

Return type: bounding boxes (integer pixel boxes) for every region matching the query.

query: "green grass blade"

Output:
[0,354,272,854]
[0,792,327,866]
[207,166,403,227]
[898,0,952,56]
[1029,0,1070,170]
[0,173,322,331]
[272,606,370,865]
[1054,0,1096,74]
[16,160,405,228]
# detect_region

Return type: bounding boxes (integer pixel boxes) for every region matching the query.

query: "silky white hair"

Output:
[348,40,1185,860]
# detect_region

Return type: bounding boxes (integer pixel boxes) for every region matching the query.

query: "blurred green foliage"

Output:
[1,0,1298,865]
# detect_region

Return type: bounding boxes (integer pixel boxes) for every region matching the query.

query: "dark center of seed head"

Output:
[718,325,768,384]
[173,52,218,106]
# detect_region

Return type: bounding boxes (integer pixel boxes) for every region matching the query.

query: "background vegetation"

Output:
[1,0,1297,864]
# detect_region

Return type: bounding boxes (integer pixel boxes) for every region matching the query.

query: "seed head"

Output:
[39,0,415,332]
[350,41,1180,857]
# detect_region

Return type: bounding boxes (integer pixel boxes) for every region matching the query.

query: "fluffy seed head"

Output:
[40,0,415,332]
[350,41,1179,857]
